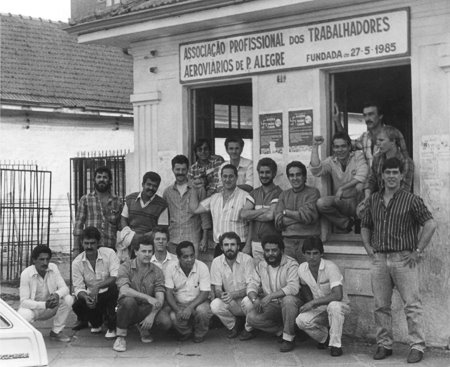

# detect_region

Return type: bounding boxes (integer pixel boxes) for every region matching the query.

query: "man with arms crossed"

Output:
[361,157,436,363]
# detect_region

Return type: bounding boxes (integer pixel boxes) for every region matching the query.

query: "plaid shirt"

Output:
[188,155,224,197]
[73,191,123,249]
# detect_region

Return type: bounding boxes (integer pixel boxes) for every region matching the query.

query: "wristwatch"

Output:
[251,297,257,303]
[415,248,423,256]
[282,209,287,216]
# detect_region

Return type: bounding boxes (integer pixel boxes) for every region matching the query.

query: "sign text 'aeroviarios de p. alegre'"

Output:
[179,9,409,82]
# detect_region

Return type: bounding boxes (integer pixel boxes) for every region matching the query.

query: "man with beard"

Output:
[274,161,320,263]
[210,232,255,338]
[310,132,368,233]
[119,171,168,260]
[164,241,212,343]
[241,158,283,263]
[240,235,301,353]
[18,245,73,342]
[73,166,123,255]
[163,155,211,255]
[113,238,171,352]
[72,227,120,339]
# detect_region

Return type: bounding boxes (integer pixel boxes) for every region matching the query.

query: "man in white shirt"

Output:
[71,227,120,339]
[18,245,73,342]
[210,232,255,338]
[149,227,176,273]
[296,237,350,357]
[164,241,212,343]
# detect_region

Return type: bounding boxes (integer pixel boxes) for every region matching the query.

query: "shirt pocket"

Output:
[318,280,331,295]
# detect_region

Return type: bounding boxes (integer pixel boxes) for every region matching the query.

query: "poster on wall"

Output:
[259,112,283,154]
[288,109,313,152]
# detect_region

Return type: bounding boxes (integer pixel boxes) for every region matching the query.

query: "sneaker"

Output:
[113,337,127,352]
[373,346,393,360]
[141,332,154,344]
[279,339,295,352]
[407,349,424,363]
[105,329,116,339]
[239,329,256,341]
[90,327,102,334]
[49,330,71,342]
[330,346,343,357]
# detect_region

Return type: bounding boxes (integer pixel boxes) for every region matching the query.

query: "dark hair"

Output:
[134,235,154,252]
[219,232,242,247]
[331,131,352,147]
[94,166,112,181]
[302,236,324,254]
[193,138,212,157]
[257,158,277,176]
[176,241,195,257]
[362,100,383,116]
[221,163,238,177]
[224,137,244,149]
[142,171,161,185]
[286,161,307,178]
[261,235,285,251]
[81,226,101,242]
[31,245,52,260]
[171,155,189,169]
[151,226,170,241]
[382,157,404,173]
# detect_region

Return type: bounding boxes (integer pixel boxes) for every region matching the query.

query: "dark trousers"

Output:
[72,284,118,330]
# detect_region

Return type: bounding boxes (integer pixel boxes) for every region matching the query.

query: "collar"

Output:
[261,254,289,269]
[220,252,243,265]
[137,191,155,204]
[170,181,192,191]
[222,187,238,198]
[130,258,156,272]
[175,260,198,275]
[151,252,173,264]
[80,250,102,263]
[31,264,52,277]
[331,151,355,163]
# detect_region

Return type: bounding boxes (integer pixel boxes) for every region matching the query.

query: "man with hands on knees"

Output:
[361,157,436,364]
[113,238,171,352]
[240,235,301,353]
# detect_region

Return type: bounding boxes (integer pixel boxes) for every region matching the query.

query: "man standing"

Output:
[210,232,255,338]
[361,157,436,363]
[240,235,301,353]
[119,171,167,260]
[72,227,119,338]
[164,241,212,343]
[274,161,320,262]
[18,245,73,342]
[219,137,253,192]
[163,155,211,255]
[149,227,176,273]
[190,164,252,257]
[241,158,283,263]
[310,132,368,233]
[73,166,123,255]
[113,239,172,352]
[296,237,350,357]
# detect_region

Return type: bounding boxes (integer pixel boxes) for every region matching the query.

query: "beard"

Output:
[94,181,111,193]
[224,249,238,260]
[264,253,282,267]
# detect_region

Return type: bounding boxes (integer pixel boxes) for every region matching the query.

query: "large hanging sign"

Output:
[180,8,409,82]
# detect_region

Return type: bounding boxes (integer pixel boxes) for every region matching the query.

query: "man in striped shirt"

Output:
[361,157,436,364]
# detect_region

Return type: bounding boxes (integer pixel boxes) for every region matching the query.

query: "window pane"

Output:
[214,104,229,129]
[230,105,239,129]
[240,106,253,130]
[215,138,253,160]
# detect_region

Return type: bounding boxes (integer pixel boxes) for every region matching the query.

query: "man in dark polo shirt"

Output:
[361,157,436,364]
[119,172,168,259]
[241,158,282,263]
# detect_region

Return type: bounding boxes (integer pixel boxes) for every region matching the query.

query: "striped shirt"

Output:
[200,187,253,243]
[361,189,433,252]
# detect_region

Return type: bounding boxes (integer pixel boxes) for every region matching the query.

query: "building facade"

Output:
[68,0,450,346]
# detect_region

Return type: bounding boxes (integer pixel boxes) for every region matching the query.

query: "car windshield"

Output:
[0,315,12,328]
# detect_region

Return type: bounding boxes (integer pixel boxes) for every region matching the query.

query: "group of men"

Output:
[18,102,436,363]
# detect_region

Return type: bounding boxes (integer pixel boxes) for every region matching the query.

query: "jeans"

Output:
[210,297,245,330]
[72,284,118,330]
[316,196,356,230]
[371,251,425,352]
[243,295,301,341]
[165,301,212,338]
[296,301,350,348]
[18,295,74,334]
[116,296,172,337]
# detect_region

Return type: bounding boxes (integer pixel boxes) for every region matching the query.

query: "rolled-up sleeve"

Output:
[72,259,86,297]
[281,261,300,296]
[247,264,261,295]
[198,262,211,292]
[153,267,165,294]
[116,261,132,289]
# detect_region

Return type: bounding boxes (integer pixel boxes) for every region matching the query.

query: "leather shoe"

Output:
[239,329,256,341]
[407,349,424,363]
[373,346,393,360]
[227,325,239,339]
[177,333,191,342]
[330,347,343,357]
[72,321,88,331]
[280,339,295,352]
[317,334,330,349]
[193,335,204,343]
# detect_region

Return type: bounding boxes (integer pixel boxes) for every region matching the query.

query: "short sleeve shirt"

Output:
[210,252,255,293]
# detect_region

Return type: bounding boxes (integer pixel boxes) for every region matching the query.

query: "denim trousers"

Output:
[371,251,425,351]
[316,196,356,229]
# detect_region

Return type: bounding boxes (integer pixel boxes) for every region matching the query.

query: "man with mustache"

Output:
[119,171,168,260]
[361,158,436,364]
[18,245,73,342]
[73,166,123,256]
[163,155,211,255]
[210,232,255,338]
[310,132,368,233]
[240,235,301,353]
[71,227,120,339]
